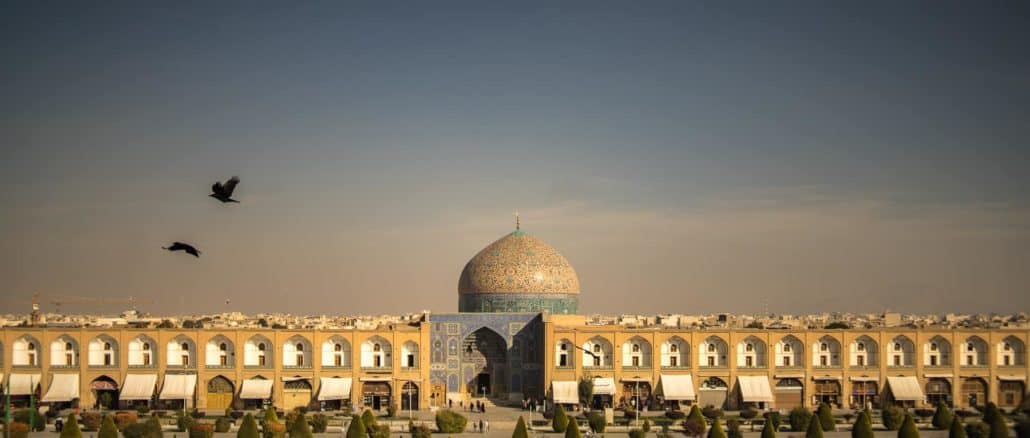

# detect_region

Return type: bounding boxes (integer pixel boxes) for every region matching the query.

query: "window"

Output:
[335,355,343,366]
[182,355,190,366]
[632,344,640,353]
[632,356,640,366]
[893,355,901,366]
[593,345,600,353]
[857,356,864,366]
[784,344,791,352]
[1004,356,1011,366]
[821,343,828,352]
[259,355,266,366]
[857,343,865,352]
[746,344,753,352]
[820,356,827,366]
[967,343,974,352]
[296,354,304,366]
[894,342,901,351]
[406,354,415,368]
[335,344,343,352]
[1004,342,1012,351]
[931,343,938,351]
[375,355,382,368]
[220,355,228,366]
[784,356,791,366]
[708,344,715,353]
[745,356,753,367]
[296,343,304,352]
[670,356,678,367]
[967,355,973,365]
[593,356,601,366]
[374,344,382,352]
[708,357,715,367]
[930,356,938,366]
[220,343,227,351]
[670,344,678,353]
[181,343,189,351]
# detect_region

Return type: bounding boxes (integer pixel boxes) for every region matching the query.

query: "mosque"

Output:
[0,224,1027,414]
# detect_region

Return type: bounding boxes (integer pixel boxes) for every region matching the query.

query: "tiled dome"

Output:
[458,230,581,295]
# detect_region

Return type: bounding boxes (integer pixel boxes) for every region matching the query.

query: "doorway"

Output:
[476,373,491,397]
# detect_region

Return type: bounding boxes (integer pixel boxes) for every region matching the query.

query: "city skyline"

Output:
[3,2,1029,315]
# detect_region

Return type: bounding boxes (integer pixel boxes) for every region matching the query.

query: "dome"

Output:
[459,230,580,295]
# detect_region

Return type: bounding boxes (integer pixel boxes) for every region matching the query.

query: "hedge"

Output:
[552,404,569,433]
[948,417,967,438]
[760,418,776,438]
[816,404,835,431]
[805,414,824,438]
[100,416,120,438]
[708,417,727,438]
[434,409,467,434]
[61,413,83,438]
[237,414,260,438]
[513,416,529,438]
[345,415,366,438]
[789,407,813,432]
[933,404,955,430]
[898,415,919,438]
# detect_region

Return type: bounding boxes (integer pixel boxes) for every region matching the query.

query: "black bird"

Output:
[209,176,240,203]
[162,242,201,258]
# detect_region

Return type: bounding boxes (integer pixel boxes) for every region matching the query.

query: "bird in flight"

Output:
[209,176,241,203]
[162,242,201,258]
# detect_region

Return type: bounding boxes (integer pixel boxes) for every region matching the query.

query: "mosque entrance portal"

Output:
[463,327,507,398]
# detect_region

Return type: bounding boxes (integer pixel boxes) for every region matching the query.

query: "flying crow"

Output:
[162,242,201,258]
[209,176,240,203]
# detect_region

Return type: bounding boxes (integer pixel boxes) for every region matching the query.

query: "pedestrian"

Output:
[485,420,490,432]
[448,399,453,409]
[482,404,486,414]
[479,419,484,434]
[472,421,478,433]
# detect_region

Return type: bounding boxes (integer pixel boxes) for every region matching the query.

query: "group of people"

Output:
[470,418,491,433]
[445,398,488,413]
[521,397,542,412]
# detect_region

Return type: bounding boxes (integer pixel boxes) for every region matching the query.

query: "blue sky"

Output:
[2,2,1028,315]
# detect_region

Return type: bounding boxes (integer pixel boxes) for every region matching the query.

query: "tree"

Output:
[883,406,906,431]
[552,404,569,433]
[949,417,967,438]
[817,403,835,431]
[587,412,606,433]
[983,403,1001,427]
[512,417,529,438]
[564,419,581,438]
[824,322,851,329]
[851,410,874,438]
[643,419,652,433]
[789,407,813,432]
[100,416,120,438]
[934,403,955,430]
[760,418,777,438]
[433,410,466,434]
[60,413,82,438]
[898,415,920,438]
[578,376,594,408]
[289,413,313,438]
[684,405,708,438]
[805,414,824,438]
[987,407,1008,438]
[709,417,727,438]
[361,410,377,432]
[238,414,260,438]
[727,419,743,438]
[345,416,366,438]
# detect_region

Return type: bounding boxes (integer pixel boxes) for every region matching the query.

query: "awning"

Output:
[812,376,841,381]
[120,374,158,401]
[775,374,805,379]
[240,379,273,400]
[621,377,651,383]
[359,377,392,382]
[658,374,695,401]
[551,381,579,404]
[593,377,616,395]
[159,374,197,400]
[736,375,774,403]
[886,376,924,401]
[282,376,309,382]
[9,373,42,395]
[318,377,353,401]
[849,376,879,382]
[998,375,1026,381]
[924,373,953,378]
[42,374,80,402]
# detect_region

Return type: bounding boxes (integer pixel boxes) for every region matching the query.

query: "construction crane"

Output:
[49,295,155,313]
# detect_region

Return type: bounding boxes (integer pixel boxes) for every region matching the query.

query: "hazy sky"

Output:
[3,2,1029,316]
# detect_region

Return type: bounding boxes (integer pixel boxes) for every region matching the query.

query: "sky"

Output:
[2,1,1029,316]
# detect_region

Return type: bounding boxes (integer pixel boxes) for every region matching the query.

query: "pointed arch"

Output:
[736,335,767,368]
[961,336,989,366]
[923,335,951,367]
[849,335,878,367]
[88,334,119,367]
[282,335,312,368]
[775,335,804,368]
[622,336,652,368]
[700,336,728,367]
[888,335,915,367]
[555,338,575,368]
[582,336,614,368]
[244,335,272,367]
[661,336,690,368]
[812,335,841,367]
[401,341,419,369]
[12,335,41,366]
[998,336,1026,367]
[322,336,351,368]
[361,336,393,368]
[128,334,157,367]
[205,335,235,367]
[50,334,79,367]
[167,334,196,367]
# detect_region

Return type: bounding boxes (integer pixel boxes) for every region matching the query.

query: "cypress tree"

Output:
[361,410,377,432]
[851,410,874,438]
[987,408,1008,438]
[564,419,581,438]
[552,404,569,433]
[289,413,312,438]
[238,414,260,438]
[934,404,955,430]
[983,403,1001,428]
[99,416,119,438]
[898,414,920,438]
[512,416,529,438]
[949,417,967,438]
[708,417,727,438]
[345,416,366,438]
[805,414,824,438]
[817,403,835,431]
[760,417,776,438]
[60,413,82,438]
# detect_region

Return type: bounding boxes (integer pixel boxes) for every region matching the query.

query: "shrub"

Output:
[760,419,776,438]
[371,425,390,438]
[122,423,154,438]
[983,403,1002,428]
[934,404,955,430]
[115,412,140,431]
[13,409,45,432]
[949,417,967,438]
[789,407,813,432]
[915,409,935,423]
[146,415,164,438]
[666,410,686,420]
[764,411,782,431]
[898,415,920,438]
[965,422,991,438]
[740,407,759,422]
[727,419,742,438]
[552,404,569,433]
[345,416,366,438]
[61,413,83,438]
[1013,418,1030,438]
[237,414,259,438]
[588,411,606,433]
[387,404,398,418]
[703,406,725,419]
[231,411,245,420]
[215,418,231,433]
[8,422,30,438]
[817,404,835,431]
[434,409,467,434]
[513,417,529,438]
[688,405,706,423]
[262,421,285,438]
[136,406,152,416]
[805,414,824,438]
[361,410,377,431]
[289,413,313,438]
[411,423,432,438]
[851,410,873,438]
[100,416,121,438]
[629,429,646,438]
[564,420,581,438]
[643,419,652,433]
[83,412,104,431]
[883,406,906,431]
[177,413,196,433]
[310,414,328,434]
[987,408,1008,438]
[709,417,726,438]
[263,408,279,428]
[189,423,214,438]
[683,418,707,438]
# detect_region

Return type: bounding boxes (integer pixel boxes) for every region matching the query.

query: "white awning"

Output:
[318,377,353,401]
[120,374,158,401]
[775,374,805,379]
[551,381,579,405]
[886,376,924,401]
[159,374,197,400]
[282,376,309,382]
[849,376,878,382]
[736,375,774,403]
[42,374,80,402]
[659,374,695,401]
[593,377,616,395]
[240,379,273,400]
[359,377,392,382]
[924,373,953,378]
[621,377,651,383]
[9,373,42,395]
[813,376,841,381]
[998,375,1026,381]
